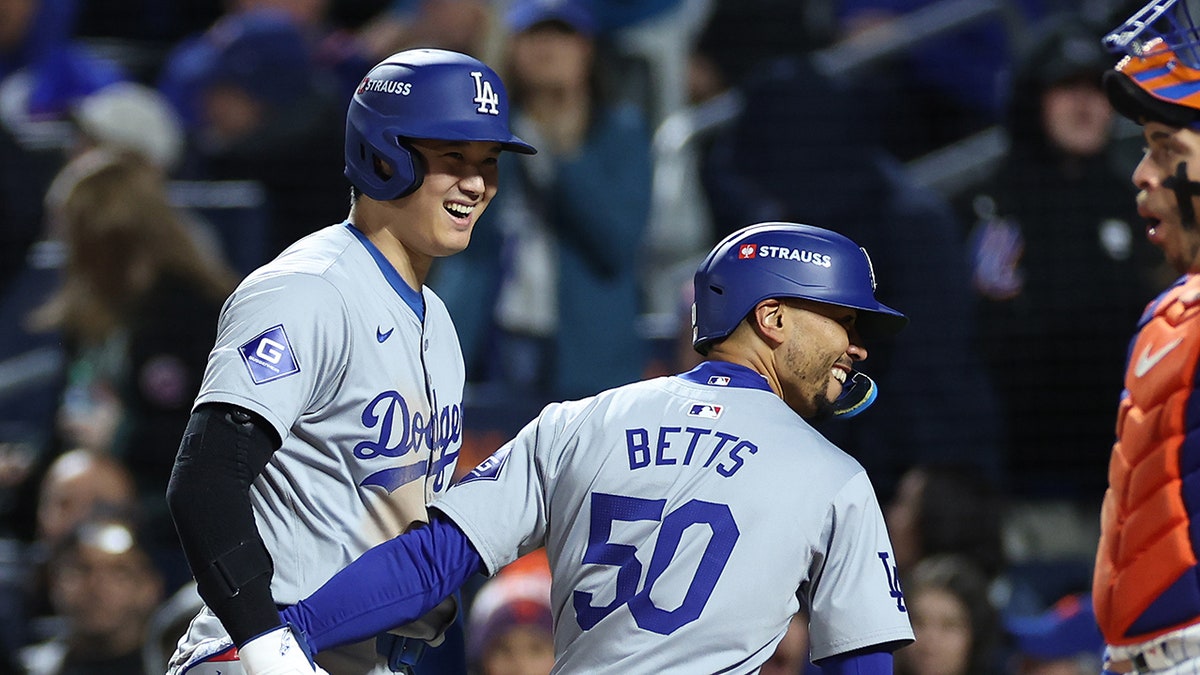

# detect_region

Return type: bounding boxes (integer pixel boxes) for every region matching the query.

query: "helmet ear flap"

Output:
[384,139,425,200]
[345,130,425,201]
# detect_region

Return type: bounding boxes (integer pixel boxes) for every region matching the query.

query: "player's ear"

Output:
[751,299,786,346]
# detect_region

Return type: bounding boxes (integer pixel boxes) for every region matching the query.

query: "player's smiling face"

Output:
[1134,121,1200,273]
[776,299,865,419]
[395,139,501,256]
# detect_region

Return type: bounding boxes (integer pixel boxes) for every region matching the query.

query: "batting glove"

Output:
[239,624,329,675]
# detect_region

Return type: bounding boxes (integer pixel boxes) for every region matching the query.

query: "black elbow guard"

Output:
[168,403,282,643]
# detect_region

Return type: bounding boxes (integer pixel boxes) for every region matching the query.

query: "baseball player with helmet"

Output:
[1095,1,1200,672]
[163,48,534,675]
[248,222,915,673]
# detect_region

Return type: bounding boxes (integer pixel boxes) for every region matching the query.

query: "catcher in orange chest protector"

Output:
[1096,0,1200,671]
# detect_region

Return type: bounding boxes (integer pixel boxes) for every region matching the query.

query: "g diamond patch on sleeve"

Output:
[239,325,300,384]
[457,446,511,484]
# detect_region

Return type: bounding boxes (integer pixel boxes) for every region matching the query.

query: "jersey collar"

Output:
[677,361,773,393]
[345,222,425,321]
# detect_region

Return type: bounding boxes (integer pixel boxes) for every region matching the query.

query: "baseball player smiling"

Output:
[164,48,534,675]
[269,222,915,674]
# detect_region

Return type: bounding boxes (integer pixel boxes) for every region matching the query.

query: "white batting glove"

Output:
[238,624,329,675]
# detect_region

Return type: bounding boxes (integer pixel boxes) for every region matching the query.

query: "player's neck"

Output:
[705,349,777,397]
[349,203,428,290]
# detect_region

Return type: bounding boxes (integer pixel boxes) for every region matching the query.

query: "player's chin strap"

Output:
[832,370,877,419]
[1163,161,1200,229]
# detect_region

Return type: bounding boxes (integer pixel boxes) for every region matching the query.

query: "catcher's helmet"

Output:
[345,49,536,201]
[1103,0,1200,127]
[692,222,907,352]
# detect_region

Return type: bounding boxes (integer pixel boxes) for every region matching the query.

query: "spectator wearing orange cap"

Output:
[466,552,554,675]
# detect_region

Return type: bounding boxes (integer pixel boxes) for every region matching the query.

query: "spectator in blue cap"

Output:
[1006,593,1105,675]
[158,8,349,259]
[504,0,599,37]
[158,9,319,138]
[466,555,555,675]
[0,0,126,298]
[0,0,126,130]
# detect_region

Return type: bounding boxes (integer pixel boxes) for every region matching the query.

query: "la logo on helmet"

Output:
[471,72,500,115]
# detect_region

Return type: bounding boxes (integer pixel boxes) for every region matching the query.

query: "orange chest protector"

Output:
[1095,275,1200,644]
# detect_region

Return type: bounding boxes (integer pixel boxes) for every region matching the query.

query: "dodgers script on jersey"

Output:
[177,222,463,671]
[435,361,912,674]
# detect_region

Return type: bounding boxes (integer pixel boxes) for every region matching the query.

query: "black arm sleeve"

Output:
[166,402,283,645]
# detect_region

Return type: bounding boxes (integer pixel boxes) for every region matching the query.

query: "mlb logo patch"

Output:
[239,325,300,384]
[738,244,757,259]
[688,403,723,419]
[707,376,731,386]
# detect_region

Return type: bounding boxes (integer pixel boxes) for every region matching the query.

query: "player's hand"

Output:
[239,624,330,675]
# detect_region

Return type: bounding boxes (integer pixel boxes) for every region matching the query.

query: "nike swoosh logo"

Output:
[377,327,394,343]
[1134,337,1184,377]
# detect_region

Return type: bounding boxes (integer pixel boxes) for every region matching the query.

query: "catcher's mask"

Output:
[1103,0,1200,127]
[1104,0,1200,226]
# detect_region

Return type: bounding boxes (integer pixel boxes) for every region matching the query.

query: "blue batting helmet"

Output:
[345,49,536,201]
[692,222,907,351]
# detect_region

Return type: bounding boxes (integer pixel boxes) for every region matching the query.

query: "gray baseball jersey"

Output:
[436,361,912,674]
[172,222,463,674]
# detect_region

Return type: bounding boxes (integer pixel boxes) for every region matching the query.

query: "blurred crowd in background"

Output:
[0,0,1165,672]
